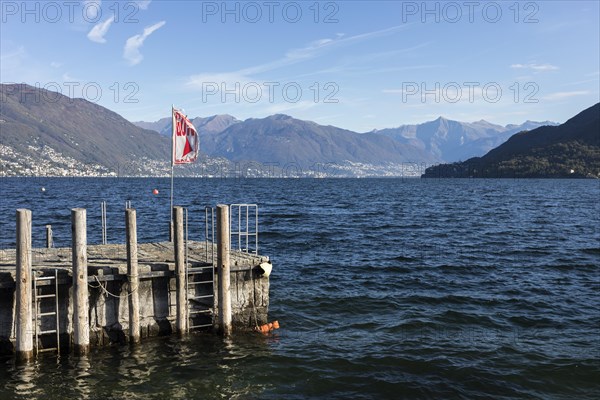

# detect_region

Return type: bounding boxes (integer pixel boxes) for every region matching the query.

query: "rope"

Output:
[89,275,139,298]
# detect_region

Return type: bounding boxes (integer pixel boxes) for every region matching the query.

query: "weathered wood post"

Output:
[217,204,232,336]
[45,224,53,248]
[126,208,140,344]
[16,209,33,362]
[173,206,187,334]
[72,208,89,356]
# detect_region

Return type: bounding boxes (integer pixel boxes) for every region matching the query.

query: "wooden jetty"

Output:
[0,205,272,360]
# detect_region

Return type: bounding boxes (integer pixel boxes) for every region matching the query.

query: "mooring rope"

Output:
[89,275,139,298]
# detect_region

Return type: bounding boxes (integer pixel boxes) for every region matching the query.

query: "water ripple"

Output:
[0,178,599,399]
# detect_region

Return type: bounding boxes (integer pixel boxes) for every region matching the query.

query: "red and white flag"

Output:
[172,108,199,164]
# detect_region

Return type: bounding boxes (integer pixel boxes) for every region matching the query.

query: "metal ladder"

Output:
[186,208,215,330]
[33,269,60,355]
[186,264,215,330]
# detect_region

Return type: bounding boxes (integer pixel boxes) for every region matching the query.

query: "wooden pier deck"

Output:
[0,241,269,289]
[0,240,272,357]
[1,205,273,359]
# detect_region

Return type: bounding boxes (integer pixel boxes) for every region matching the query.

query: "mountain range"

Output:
[1,83,591,178]
[133,114,241,137]
[373,118,557,162]
[135,113,555,167]
[422,103,600,178]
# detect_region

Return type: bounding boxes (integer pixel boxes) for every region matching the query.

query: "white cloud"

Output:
[123,21,166,66]
[62,73,82,82]
[243,25,408,76]
[87,16,115,43]
[188,25,408,88]
[542,91,589,100]
[510,63,559,71]
[50,61,62,68]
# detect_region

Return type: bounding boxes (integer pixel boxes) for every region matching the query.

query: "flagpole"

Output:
[169,104,175,242]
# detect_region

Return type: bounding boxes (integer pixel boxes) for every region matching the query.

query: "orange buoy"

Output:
[256,320,280,334]
[152,189,159,195]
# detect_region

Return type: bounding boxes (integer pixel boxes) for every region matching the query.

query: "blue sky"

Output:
[1,0,599,131]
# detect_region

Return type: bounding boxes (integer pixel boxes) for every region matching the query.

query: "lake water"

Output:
[1,178,599,399]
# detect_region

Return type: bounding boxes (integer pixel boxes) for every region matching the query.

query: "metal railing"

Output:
[100,201,107,245]
[230,204,258,255]
[204,207,216,265]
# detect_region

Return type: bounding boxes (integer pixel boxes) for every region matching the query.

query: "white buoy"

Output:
[41,187,46,192]
[259,262,272,278]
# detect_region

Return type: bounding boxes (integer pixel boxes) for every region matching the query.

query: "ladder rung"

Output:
[187,274,212,278]
[189,280,213,284]
[187,267,213,272]
[190,294,213,299]
[38,347,58,353]
[35,276,57,281]
[40,329,57,335]
[36,294,56,299]
[189,309,212,314]
[190,323,213,329]
[38,312,56,317]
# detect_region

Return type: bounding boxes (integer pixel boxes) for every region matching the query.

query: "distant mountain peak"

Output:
[268,114,293,120]
[133,113,240,136]
[372,116,559,162]
[423,103,600,178]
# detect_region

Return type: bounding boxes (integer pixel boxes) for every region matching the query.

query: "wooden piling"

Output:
[15,209,33,362]
[126,208,140,344]
[72,208,89,356]
[45,224,53,248]
[217,204,232,336]
[173,206,187,334]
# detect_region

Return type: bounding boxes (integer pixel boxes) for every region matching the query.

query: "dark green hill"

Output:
[422,103,600,178]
